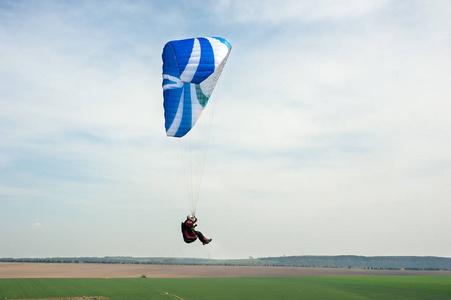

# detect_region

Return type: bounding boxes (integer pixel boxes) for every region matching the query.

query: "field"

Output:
[1,263,450,278]
[1,276,450,299]
[1,263,450,299]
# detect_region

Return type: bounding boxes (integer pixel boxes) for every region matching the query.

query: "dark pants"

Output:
[195,230,208,243]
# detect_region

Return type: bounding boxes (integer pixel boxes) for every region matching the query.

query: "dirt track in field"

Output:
[12,298,107,300]
[1,262,450,278]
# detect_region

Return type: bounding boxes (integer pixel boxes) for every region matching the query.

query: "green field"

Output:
[0,276,450,299]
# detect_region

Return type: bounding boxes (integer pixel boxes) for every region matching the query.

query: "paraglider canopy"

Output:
[162,37,232,138]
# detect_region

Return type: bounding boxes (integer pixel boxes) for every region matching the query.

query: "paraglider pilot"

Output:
[181,215,212,245]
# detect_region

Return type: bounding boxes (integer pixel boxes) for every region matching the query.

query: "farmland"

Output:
[0,276,450,299]
[1,263,450,299]
[1,262,450,278]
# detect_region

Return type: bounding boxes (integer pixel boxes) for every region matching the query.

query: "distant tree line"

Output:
[255,255,451,270]
[1,255,450,270]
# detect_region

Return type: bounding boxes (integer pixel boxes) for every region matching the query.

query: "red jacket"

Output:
[181,220,197,243]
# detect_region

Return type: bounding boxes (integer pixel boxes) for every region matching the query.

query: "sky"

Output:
[0,0,450,260]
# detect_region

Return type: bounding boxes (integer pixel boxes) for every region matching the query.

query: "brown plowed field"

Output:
[1,263,450,278]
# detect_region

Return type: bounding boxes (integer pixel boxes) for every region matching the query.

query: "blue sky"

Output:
[1,0,450,259]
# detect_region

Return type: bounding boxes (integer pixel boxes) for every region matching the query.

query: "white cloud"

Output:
[209,0,389,24]
[0,185,49,198]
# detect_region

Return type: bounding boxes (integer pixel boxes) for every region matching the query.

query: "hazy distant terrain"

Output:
[2,255,450,270]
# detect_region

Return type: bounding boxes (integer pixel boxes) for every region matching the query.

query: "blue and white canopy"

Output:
[162,37,232,137]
